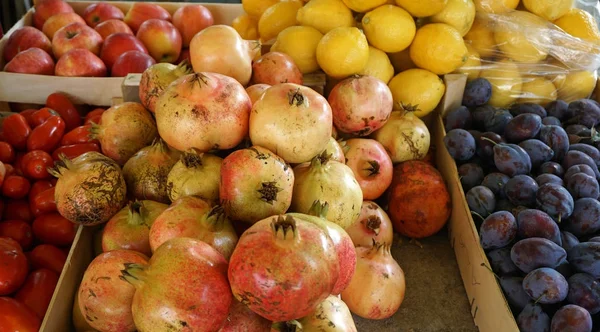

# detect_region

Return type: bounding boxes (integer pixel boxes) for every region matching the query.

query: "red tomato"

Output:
[2,114,31,151]
[32,213,76,247]
[21,150,53,180]
[0,297,41,332]
[84,114,102,125]
[28,244,67,275]
[0,142,15,164]
[60,124,98,146]
[19,109,38,128]
[14,268,59,319]
[0,220,33,250]
[27,116,66,153]
[3,199,33,223]
[46,93,82,132]
[29,107,60,128]
[84,108,105,123]
[28,180,53,203]
[52,143,100,161]
[0,237,28,296]
[31,188,57,217]
[13,152,25,175]
[2,175,30,199]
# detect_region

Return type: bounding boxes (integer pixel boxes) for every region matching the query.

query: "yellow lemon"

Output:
[232,13,260,40]
[454,44,481,81]
[554,8,600,42]
[258,1,303,42]
[554,70,597,102]
[430,0,476,36]
[271,26,323,74]
[410,23,468,75]
[494,10,549,63]
[316,27,370,79]
[243,0,280,18]
[388,49,416,73]
[296,0,355,35]
[519,77,557,106]
[479,59,523,107]
[464,16,497,58]
[362,5,416,53]
[388,68,446,118]
[395,0,448,17]
[359,46,395,83]
[342,0,387,12]
[522,0,573,21]
[473,0,519,13]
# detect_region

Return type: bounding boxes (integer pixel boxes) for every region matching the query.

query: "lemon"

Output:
[243,0,280,18]
[410,23,468,75]
[464,16,496,58]
[388,68,446,117]
[554,70,597,102]
[395,0,448,17]
[454,44,481,81]
[519,77,557,106]
[473,0,519,13]
[430,0,476,36]
[388,49,416,72]
[522,0,573,21]
[554,8,600,42]
[359,46,395,83]
[479,59,523,107]
[271,26,323,74]
[258,1,303,42]
[316,27,369,79]
[296,0,355,35]
[494,10,549,63]
[232,13,260,40]
[342,0,387,12]
[362,5,416,53]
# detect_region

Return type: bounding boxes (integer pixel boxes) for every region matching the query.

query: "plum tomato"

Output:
[51,142,100,160]
[26,116,66,152]
[28,244,68,275]
[0,237,28,296]
[31,187,57,217]
[29,107,60,128]
[32,213,76,247]
[3,199,33,223]
[60,125,98,146]
[14,268,60,319]
[0,220,33,250]
[0,297,41,332]
[2,113,31,150]
[0,141,15,164]
[46,92,82,131]
[2,175,30,199]
[21,150,54,180]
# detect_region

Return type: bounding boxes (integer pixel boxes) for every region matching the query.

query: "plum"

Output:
[569,144,600,167]
[517,303,550,332]
[504,175,539,207]
[492,143,532,177]
[562,151,600,179]
[462,78,492,108]
[472,105,496,129]
[518,139,554,169]
[505,114,543,143]
[480,211,517,250]
[568,242,600,278]
[444,129,476,161]
[477,132,504,159]
[484,109,513,134]
[564,198,600,237]
[538,161,564,177]
[481,172,510,198]
[510,103,547,117]
[487,247,519,276]
[522,268,568,304]
[568,98,600,128]
[560,231,580,251]
[445,106,472,131]
[545,100,568,120]
[550,304,592,332]
[467,186,496,217]
[566,173,599,200]
[535,174,563,187]
[564,165,597,184]
[567,273,600,315]
[510,237,567,273]
[542,116,561,126]
[495,199,516,213]
[499,276,531,312]
[458,163,485,192]
[516,209,561,246]
[536,183,574,222]
[539,125,569,162]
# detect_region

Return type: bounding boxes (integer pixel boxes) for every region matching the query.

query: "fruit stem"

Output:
[128,201,148,227]
[271,215,298,242]
[271,320,302,332]
[310,150,332,168]
[47,154,75,178]
[257,182,283,205]
[287,88,305,107]
[365,215,381,235]
[307,200,329,219]
[189,73,210,87]
[204,205,227,231]
[363,160,380,176]
[174,59,193,76]
[120,263,147,289]
[182,149,203,168]
[88,122,101,139]
[480,137,498,145]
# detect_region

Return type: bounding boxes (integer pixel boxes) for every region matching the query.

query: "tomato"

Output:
[2,175,30,199]
[13,152,26,175]
[2,114,31,151]
[19,109,38,128]
[84,114,102,125]
[60,124,98,146]
[32,213,76,247]
[3,199,33,223]
[28,244,67,275]
[27,116,66,153]
[21,150,53,180]
[29,108,60,128]
[14,268,59,319]
[31,188,57,217]
[0,297,41,332]
[0,220,33,250]
[0,142,15,164]
[0,237,28,296]
[52,143,100,161]
[84,108,105,123]
[46,92,82,131]
[28,180,53,203]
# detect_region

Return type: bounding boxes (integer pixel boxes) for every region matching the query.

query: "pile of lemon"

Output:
[232,0,600,117]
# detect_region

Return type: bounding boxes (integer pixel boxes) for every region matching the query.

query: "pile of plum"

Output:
[444,78,600,332]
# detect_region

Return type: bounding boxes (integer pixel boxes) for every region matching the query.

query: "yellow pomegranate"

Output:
[522,0,573,21]
[296,0,355,35]
[316,27,370,79]
[454,44,481,81]
[410,23,468,75]
[358,46,395,84]
[395,0,448,17]
[479,59,523,107]
[271,26,323,74]
[342,0,387,12]
[232,13,259,40]
[554,8,600,42]
[464,16,497,58]
[242,0,280,18]
[258,1,303,42]
[388,68,446,118]
[430,0,476,36]
[473,0,519,13]
[362,5,416,53]
[554,70,597,102]
[388,49,415,73]
[494,10,549,63]
[519,77,557,106]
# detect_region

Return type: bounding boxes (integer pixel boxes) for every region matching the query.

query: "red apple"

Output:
[33,0,74,30]
[137,19,182,63]
[4,48,55,75]
[42,12,86,39]
[177,48,190,64]
[94,19,133,39]
[82,3,125,28]
[172,5,214,47]
[3,27,52,62]
[100,33,148,70]
[52,22,103,59]
[55,48,107,77]
[111,50,156,77]
[123,3,172,33]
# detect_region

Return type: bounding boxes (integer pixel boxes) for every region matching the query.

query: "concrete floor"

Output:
[353,230,478,332]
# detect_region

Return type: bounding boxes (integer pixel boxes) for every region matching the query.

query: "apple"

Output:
[100,33,148,70]
[95,19,133,39]
[4,48,55,75]
[55,48,107,77]
[33,0,74,30]
[137,19,182,64]
[82,3,125,28]
[42,12,86,39]
[52,22,103,59]
[123,3,172,33]
[111,50,156,77]
[3,27,52,62]
[177,48,190,64]
[172,5,214,47]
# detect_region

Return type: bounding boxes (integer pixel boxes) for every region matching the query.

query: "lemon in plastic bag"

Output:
[454,44,481,81]
[494,10,550,64]
[410,23,468,75]
[479,58,523,107]
[464,16,497,58]
[554,8,600,42]
[519,76,558,106]
[522,0,574,21]
[388,68,446,117]
[430,0,476,36]
[473,0,519,14]
[554,70,598,102]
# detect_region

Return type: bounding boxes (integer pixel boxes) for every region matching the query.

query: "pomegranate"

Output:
[345,201,394,248]
[155,72,252,152]
[122,138,181,204]
[371,109,430,163]
[101,200,168,257]
[138,60,193,113]
[323,137,345,163]
[72,291,95,332]
[332,125,338,139]
[246,83,271,105]
[228,215,339,322]
[292,152,363,229]
[341,242,405,319]
[48,152,127,225]
[328,75,393,136]
[89,102,157,165]
[149,196,238,260]
[78,250,149,332]
[121,238,232,331]
[249,83,332,164]
[166,149,223,202]
[220,146,294,224]
[219,299,271,332]
[343,138,393,200]
[272,295,357,331]
[251,52,303,85]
